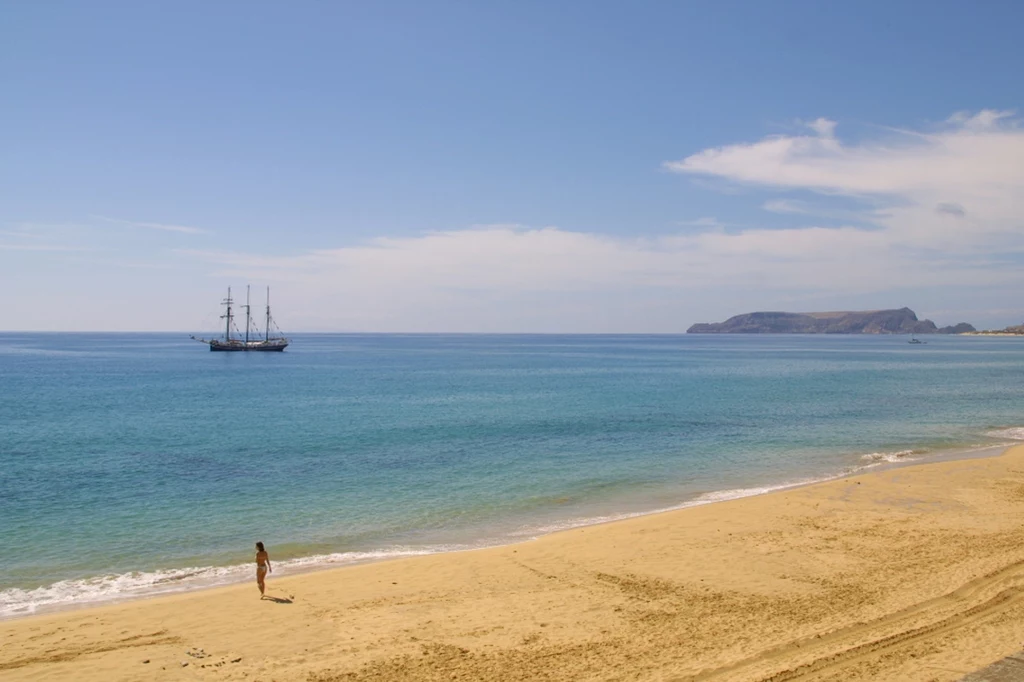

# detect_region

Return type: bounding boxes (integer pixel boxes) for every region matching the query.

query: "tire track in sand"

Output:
[689,558,1024,681]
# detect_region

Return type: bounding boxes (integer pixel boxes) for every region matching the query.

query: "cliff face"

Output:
[687,308,948,334]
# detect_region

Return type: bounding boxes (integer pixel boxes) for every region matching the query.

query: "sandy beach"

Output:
[7,446,1024,681]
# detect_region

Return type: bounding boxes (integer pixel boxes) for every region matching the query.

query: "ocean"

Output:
[2,332,1023,618]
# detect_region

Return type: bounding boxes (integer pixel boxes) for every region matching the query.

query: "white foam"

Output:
[6,440,1013,619]
[511,478,824,537]
[0,565,246,618]
[858,449,919,465]
[688,481,819,504]
[987,427,1024,441]
[0,546,465,619]
[511,447,996,541]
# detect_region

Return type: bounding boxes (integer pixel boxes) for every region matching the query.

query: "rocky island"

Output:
[962,323,1024,336]
[687,308,975,334]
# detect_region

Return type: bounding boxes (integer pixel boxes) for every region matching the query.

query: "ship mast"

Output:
[265,286,271,342]
[221,287,234,341]
[244,285,251,344]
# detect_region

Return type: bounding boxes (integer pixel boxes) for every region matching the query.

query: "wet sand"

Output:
[6,445,1024,681]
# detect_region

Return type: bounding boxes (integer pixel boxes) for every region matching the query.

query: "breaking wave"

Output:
[0,547,463,619]
[859,449,920,465]
[987,427,1024,441]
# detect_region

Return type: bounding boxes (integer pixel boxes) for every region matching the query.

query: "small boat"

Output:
[191,286,289,352]
[908,335,926,345]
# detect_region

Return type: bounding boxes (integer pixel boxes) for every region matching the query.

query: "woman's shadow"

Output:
[261,594,293,604]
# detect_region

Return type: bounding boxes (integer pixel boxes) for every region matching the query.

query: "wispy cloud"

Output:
[92,215,209,235]
[665,109,1024,253]
[935,202,966,218]
[760,198,887,225]
[947,109,1015,131]
[664,109,1022,197]
[169,111,1024,331]
[803,117,837,138]
[761,199,810,215]
[178,220,1020,306]
[11,111,1022,332]
[0,222,100,253]
[676,216,726,228]
[0,243,96,252]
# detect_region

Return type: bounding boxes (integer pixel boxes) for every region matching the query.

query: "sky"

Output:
[3,0,1024,332]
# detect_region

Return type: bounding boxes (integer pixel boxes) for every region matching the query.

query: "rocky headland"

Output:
[962,323,1024,336]
[687,307,976,334]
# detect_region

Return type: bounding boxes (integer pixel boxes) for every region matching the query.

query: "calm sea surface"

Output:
[2,333,1024,617]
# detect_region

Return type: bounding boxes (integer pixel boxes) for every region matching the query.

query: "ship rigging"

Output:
[191,286,289,352]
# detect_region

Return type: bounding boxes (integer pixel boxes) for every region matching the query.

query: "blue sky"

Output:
[3,1,1024,331]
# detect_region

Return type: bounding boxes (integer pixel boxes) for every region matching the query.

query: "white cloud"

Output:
[93,215,209,235]
[185,225,881,294]
[0,243,95,252]
[175,219,1019,332]
[665,110,1024,254]
[947,109,1014,131]
[0,222,101,253]
[678,216,722,227]
[665,109,1023,197]
[7,110,1024,332]
[170,110,1024,331]
[804,117,837,138]
[762,199,810,214]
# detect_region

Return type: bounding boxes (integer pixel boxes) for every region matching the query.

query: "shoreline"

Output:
[7,444,1024,680]
[961,332,1024,336]
[3,441,1014,622]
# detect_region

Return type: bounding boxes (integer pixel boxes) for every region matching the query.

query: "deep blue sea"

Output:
[3,333,1024,618]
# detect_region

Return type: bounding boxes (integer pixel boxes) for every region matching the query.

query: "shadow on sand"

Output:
[261,595,293,604]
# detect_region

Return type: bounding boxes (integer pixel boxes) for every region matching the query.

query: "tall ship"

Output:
[191,286,289,352]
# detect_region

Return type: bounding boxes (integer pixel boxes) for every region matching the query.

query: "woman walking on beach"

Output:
[255,542,272,598]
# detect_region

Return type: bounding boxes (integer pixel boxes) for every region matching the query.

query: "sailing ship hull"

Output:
[192,286,289,352]
[208,340,288,352]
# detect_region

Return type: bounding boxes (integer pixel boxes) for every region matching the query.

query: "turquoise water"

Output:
[2,333,1024,617]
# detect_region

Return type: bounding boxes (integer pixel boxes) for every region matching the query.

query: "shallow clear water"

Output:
[2,333,1023,616]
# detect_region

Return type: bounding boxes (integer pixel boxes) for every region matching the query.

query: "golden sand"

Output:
[7,446,1024,681]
